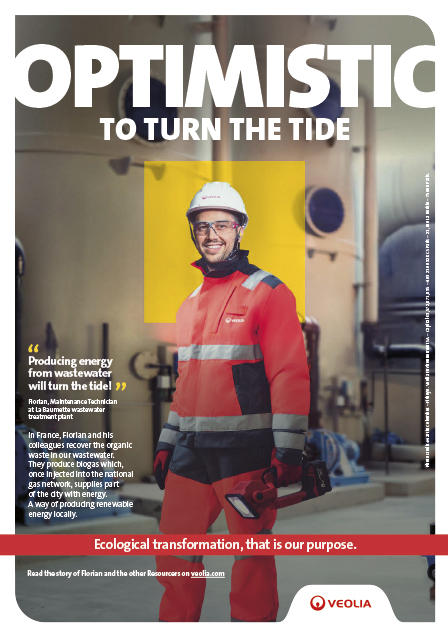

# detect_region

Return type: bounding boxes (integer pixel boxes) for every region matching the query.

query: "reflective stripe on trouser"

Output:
[156,467,278,622]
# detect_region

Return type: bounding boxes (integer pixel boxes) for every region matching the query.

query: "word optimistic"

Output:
[16,44,434,109]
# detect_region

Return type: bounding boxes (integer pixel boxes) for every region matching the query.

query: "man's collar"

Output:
[191,250,250,278]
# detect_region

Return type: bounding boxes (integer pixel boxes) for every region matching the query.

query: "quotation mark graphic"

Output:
[28,344,39,353]
[310,595,326,611]
[115,382,127,391]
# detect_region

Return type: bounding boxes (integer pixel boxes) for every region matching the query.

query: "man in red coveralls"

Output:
[153,182,310,621]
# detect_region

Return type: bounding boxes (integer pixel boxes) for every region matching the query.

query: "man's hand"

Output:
[270,449,303,487]
[153,449,173,490]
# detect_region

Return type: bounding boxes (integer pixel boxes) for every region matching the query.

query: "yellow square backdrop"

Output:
[144,161,306,323]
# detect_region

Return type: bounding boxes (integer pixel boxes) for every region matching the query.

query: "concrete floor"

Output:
[15,493,435,622]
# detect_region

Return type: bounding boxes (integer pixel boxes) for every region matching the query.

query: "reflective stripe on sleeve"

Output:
[273,430,306,451]
[272,414,308,431]
[158,425,179,446]
[179,413,272,432]
[167,410,181,426]
[241,269,271,290]
[178,343,263,362]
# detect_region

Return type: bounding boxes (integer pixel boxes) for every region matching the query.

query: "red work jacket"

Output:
[157,253,310,454]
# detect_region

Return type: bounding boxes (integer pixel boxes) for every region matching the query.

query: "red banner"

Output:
[2,534,447,556]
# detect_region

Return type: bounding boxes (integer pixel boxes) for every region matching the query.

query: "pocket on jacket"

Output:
[232,360,272,415]
[210,286,237,333]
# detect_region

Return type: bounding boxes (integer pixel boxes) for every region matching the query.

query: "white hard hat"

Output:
[186,182,248,227]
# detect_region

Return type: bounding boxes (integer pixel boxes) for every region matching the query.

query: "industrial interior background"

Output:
[15,14,435,622]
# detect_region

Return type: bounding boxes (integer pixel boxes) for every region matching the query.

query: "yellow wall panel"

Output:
[144,161,305,323]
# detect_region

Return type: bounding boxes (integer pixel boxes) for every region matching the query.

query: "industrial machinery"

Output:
[306,428,370,486]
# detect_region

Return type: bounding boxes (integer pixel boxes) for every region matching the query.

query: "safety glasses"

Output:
[193,220,240,236]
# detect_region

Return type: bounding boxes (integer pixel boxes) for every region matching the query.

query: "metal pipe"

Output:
[381,310,434,318]
[15,239,25,394]
[370,369,435,377]
[382,301,435,311]
[212,15,230,180]
[152,376,161,465]
[383,337,390,475]
[302,318,320,429]
[363,99,378,324]
[102,323,112,435]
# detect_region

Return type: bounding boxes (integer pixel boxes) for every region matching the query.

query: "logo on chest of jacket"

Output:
[225,316,245,324]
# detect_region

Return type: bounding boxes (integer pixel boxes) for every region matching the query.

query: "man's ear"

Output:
[189,222,200,250]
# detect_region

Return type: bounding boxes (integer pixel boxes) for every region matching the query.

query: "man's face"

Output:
[192,210,243,264]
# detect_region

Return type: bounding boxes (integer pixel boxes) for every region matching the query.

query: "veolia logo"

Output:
[329,599,372,608]
[310,595,372,610]
[310,595,325,611]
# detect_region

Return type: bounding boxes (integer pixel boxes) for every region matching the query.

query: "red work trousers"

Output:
[156,445,278,622]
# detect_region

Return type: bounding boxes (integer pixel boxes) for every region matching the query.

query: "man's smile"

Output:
[204,242,224,251]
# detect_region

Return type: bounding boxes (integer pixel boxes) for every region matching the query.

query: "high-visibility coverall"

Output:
[156,250,310,621]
